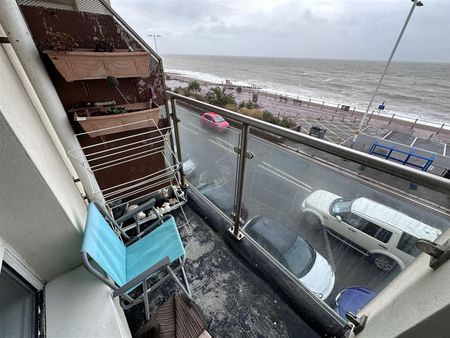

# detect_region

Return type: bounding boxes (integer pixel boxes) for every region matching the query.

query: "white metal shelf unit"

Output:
[68,118,190,232]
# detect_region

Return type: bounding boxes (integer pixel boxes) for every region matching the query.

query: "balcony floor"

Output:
[125,205,319,337]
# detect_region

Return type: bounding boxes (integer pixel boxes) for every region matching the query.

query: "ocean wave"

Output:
[165,68,226,85]
[164,60,450,124]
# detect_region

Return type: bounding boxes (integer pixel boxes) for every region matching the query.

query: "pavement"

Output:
[167,76,450,146]
[175,104,450,304]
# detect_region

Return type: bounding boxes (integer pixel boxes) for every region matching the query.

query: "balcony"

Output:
[124,205,321,337]
[1,1,449,337]
[160,92,449,336]
[117,92,449,336]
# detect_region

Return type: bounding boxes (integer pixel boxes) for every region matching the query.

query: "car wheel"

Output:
[373,254,397,272]
[303,211,322,228]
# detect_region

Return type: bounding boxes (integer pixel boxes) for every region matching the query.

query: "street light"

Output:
[353,0,424,143]
[148,34,161,52]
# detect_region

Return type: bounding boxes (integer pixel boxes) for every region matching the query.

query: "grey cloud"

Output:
[111,0,450,62]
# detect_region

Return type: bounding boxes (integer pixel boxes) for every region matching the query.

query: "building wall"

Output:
[355,230,450,338]
[18,5,169,200]
[45,265,132,338]
[0,44,86,282]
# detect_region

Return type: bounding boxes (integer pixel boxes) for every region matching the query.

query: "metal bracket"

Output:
[230,212,246,226]
[228,226,244,241]
[346,312,367,335]
[233,147,254,159]
[169,113,180,122]
[416,239,450,270]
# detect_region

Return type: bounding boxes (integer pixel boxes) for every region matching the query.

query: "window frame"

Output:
[396,232,421,257]
[0,262,40,338]
[346,214,393,244]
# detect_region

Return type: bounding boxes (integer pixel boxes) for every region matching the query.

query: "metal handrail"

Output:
[167,91,450,195]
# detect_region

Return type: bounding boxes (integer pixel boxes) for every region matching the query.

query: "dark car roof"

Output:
[337,287,376,318]
[246,216,297,254]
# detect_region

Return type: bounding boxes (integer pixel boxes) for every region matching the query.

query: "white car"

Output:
[301,190,442,271]
[244,216,335,300]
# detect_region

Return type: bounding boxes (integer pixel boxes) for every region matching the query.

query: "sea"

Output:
[163,54,450,125]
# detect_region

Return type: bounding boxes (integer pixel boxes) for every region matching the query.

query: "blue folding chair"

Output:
[81,199,191,320]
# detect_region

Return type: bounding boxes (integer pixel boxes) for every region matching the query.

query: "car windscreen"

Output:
[212,115,225,122]
[330,197,354,216]
[283,237,316,278]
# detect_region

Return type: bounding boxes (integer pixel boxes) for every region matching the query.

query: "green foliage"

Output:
[261,110,278,124]
[238,108,263,119]
[107,107,127,115]
[174,86,190,96]
[261,110,296,128]
[106,76,120,88]
[239,100,260,110]
[173,85,205,101]
[191,93,205,101]
[206,87,236,107]
[173,85,204,100]
[224,104,239,112]
[174,84,296,129]
[279,117,296,128]
[188,80,201,93]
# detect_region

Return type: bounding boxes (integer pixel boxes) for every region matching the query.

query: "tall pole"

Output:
[148,34,161,52]
[153,35,158,52]
[353,0,423,143]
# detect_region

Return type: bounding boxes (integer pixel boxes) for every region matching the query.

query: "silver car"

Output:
[301,190,442,271]
[243,215,335,300]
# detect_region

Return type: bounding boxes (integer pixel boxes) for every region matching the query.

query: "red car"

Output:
[200,112,230,132]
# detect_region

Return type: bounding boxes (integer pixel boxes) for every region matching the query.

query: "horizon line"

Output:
[160,52,450,64]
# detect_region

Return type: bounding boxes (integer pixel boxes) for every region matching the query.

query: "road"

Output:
[176,104,450,304]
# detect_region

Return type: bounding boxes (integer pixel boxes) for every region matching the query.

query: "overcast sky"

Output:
[111,0,450,62]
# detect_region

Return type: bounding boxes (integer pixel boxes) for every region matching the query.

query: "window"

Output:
[0,264,37,338]
[329,197,354,218]
[212,115,225,123]
[397,233,421,257]
[347,215,392,243]
[346,214,369,228]
[372,226,393,243]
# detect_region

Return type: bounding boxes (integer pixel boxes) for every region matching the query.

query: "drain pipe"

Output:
[0,25,86,198]
[0,1,102,201]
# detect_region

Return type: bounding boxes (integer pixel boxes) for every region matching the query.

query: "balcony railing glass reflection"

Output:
[167,91,450,324]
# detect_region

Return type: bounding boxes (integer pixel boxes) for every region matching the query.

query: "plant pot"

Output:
[73,102,160,137]
[43,49,151,82]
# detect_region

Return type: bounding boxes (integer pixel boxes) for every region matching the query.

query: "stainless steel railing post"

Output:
[233,124,251,238]
[169,98,186,187]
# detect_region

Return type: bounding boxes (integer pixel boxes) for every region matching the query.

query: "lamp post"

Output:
[147,34,161,52]
[353,0,424,143]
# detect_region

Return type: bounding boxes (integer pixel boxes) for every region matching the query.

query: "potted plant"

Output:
[43,37,151,82]
[71,78,160,137]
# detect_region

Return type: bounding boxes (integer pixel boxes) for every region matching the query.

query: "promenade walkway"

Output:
[166,76,450,160]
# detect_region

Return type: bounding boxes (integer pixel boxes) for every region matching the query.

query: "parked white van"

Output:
[301,190,442,271]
